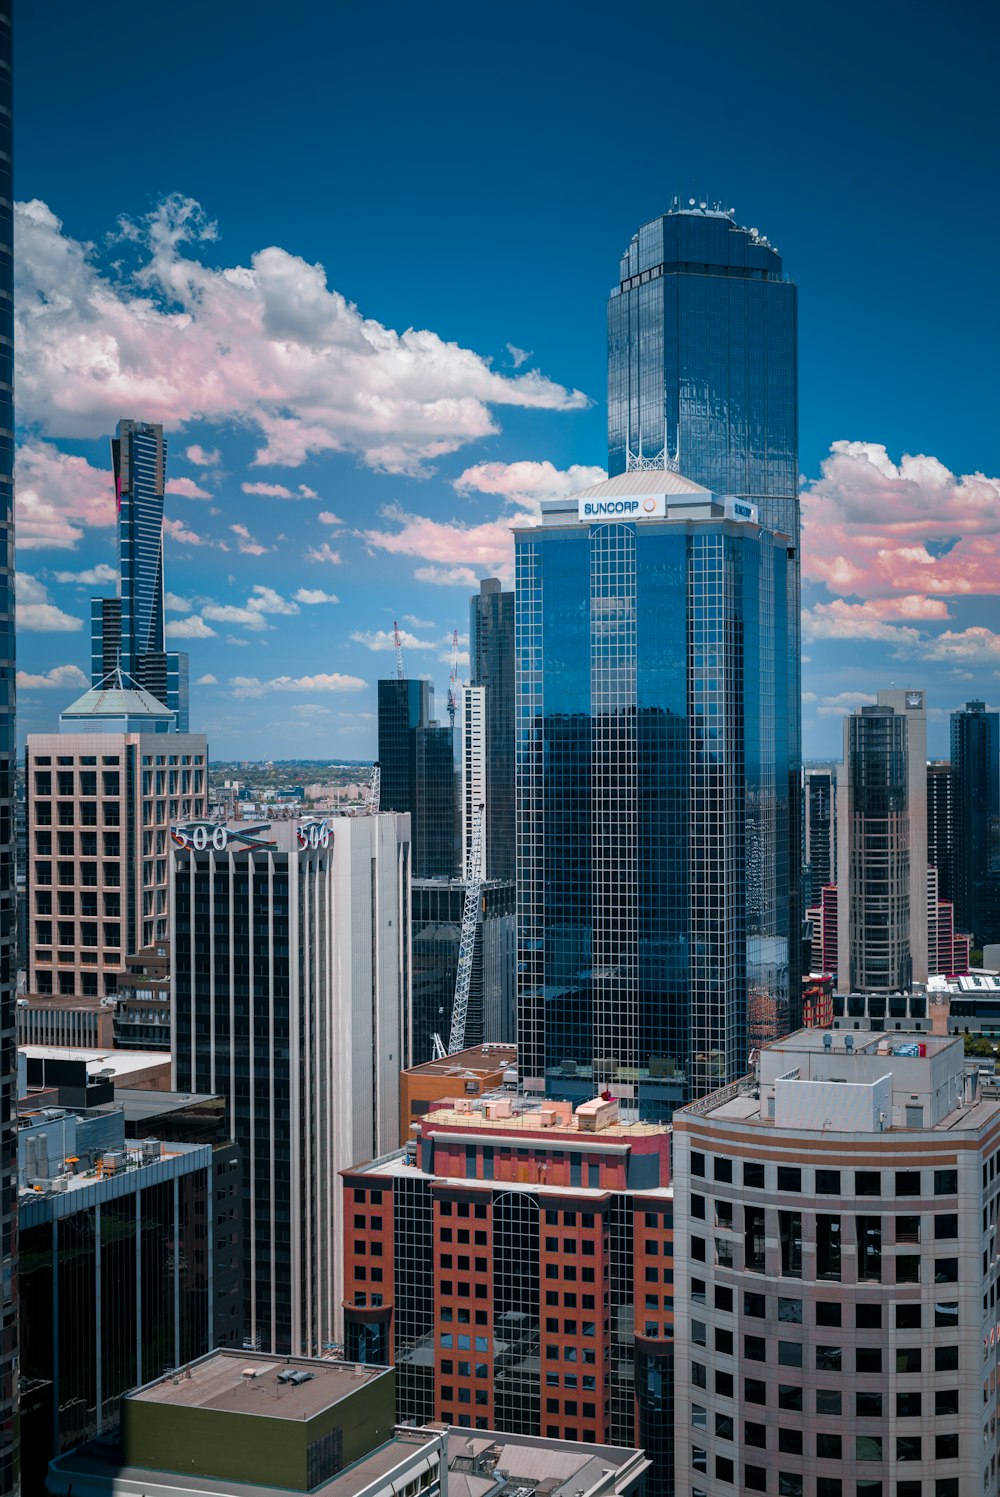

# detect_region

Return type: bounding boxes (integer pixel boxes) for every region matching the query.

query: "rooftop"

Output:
[422,1095,667,1140]
[19,1045,170,1079]
[406,1044,517,1079]
[60,669,174,724]
[130,1350,387,1422]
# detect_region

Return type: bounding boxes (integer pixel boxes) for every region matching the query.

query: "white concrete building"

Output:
[673,1024,1000,1497]
[170,811,411,1355]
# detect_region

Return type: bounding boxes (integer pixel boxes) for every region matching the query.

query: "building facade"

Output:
[410,878,516,1063]
[516,472,793,1117]
[342,1093,674,1496]
[837,692,928,994]
[90,420,190,730]
[171,813,410,1355]
[607,201,801,1028]
[461,685,487,879]
[469,578,516,882]
[25,684,206,999]
[804,768,836,902]
[927,759,954,904]
[673,1027,997,1497]
[0,8,16,1487]
[951,699,1000,946]
[378,679,455,879]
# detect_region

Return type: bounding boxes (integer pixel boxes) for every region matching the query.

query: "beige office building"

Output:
[26,679,206,999]
[673,1024,999,1497]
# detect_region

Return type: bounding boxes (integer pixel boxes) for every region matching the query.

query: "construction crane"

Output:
[365,762,380,814]
[446,628,460,731]
[447,802,485,1056]
[393,620,406,680]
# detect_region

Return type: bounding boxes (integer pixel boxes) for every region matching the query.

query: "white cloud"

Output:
[184,444,221,466]
[16,663,89,690]
[414,564,481,587]
[455,458,607,514]
[294,588,340,605]
[247,584,298,616]
[230,523,268,555]
[305,542,341,565]
[225,635,250,646]
[15,440,112,550]
[351,627,442,653]
[166,615,217,639]
[17,575,84,631]
[52,562,117,585]
[202,602,269,630]
[195,672,218,685]
[506,343,532,368]
[166,476,211,500]
[16,194,589,475]
[229,671,366,698]
[241,481,294,498]
[817,691,878,718]
[164,517,216,548]
[318,510,342,525]
[403,613,436,629]
[165,591,193,612]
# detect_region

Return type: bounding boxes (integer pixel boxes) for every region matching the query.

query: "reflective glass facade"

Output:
[469,579,516,882]
[378,679,455,878]
[840,707,911,994]
[410,877,516,1063]
[0,9,14,1488]
[951,700,1000,945]
[608,204,802,1032]
[516,511,791,1117]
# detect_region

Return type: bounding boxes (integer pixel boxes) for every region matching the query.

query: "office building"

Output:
[806,885,837,980]
[927,758,954,902]
[951,699,1000,945]
[0,9,16,1491]
[112,941,171,1050]
[90,420,190,730]
[928,866,970,979]
[16,994,115,1050]
[461,685,488,878]
[803,768,836,902]
[836,689,927,993]
[470,578,516,882]
[398,1041,517,1143]
[25,680,207,998]
[516,471,793,1116]
[17,1101,238,1490]
[378,679,455,878]
[342,1093,674,1496]
[410,877,516,1064]
[673,1025,995,1497]
[607,200,801,1021]
[172,812,410,1356]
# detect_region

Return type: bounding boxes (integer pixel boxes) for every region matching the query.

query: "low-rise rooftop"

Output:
[422,1094,667,1140]
[406,1044,517,1079]
[130,1350,385,1422]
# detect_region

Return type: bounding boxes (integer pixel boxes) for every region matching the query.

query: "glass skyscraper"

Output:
[469,578,515,882]
[377,678,455,879]
[516,474,791,1118]
[0,7,14,1491]
[951,700,1000,946]
[90,420,190,730]
[608,201,802,1019]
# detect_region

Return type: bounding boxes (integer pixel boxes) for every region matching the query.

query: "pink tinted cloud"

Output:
[455,459,607,513]
[166,476,211,500]
[15,440,112,549]
[802,442,1000,600]
[361,504,525,570]
[16,195,589,475]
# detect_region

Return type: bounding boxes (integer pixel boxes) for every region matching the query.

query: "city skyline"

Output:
[12,1,1000,761]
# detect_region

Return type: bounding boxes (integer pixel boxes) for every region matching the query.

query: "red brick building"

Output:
[342,1093,674,1495]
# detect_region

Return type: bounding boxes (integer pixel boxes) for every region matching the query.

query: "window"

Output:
[714,1285,733,1312]
[816,1215,841,1280]
[896,1392,921,1417]
[691,1192,706,1220]
[745,1467,767,1492]
[691,1404,707,1430]
[691,1151,705,1178]
[714,1156,732,1183]
[744,1291,765,1318]
[715,1455,733,1483]
[933,1168,957,1194]
[857,1216,881,1281]
[778,1476,802,1497]
[745,1378,766,1405]
[934,1212,957,1239]
[691,1361,706,1389]
[895,1170,920,1196]
[895,1255,920,1283]
[816,1168,841,1195]
[745,1335,766,1362]
[745,1208,766,1273]
[816,1300,841,1327]
[855,1170,880,1196]
[778,1385,802,1412]
[895,1302,921,1329]
[895,1437,921,1462]
[934,1433,958,1459]
[855,1390,882,1417]
[896,1348,921,1373]
[855,1303,881,1328]
[778,1429,802,1455]
[778,1297,802,1323]
[816,1346,841,1371]
[715,1413,733,1440]
[896,1214,920,1243]
[855,1436,882,1460]
[744,1161,765,1188]
[778,1341,802,1367]
[856,1347,881,1373]
[779,1212,802,1276]
[934,1301,958,1328]
[745,1421,767,1448]
[715,1370,733,1398]
[816,1433,841,1459]
[777,1166,801,1192]
[691,1319,706,1347]
[816,1483,842,1497]
[934,1257,958,1282]
[816,1388,842,1415]
[934,1345,958,1372]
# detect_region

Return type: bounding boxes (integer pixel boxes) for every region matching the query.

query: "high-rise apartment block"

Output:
[608,203,802,1026]
[804,767,837,901]
[927,759,954,903]
[342,1093,674,1495]
[172,812,410,1356]
[516,471,793,1116]
[25,681,206,1001]
[90,420,190,730]
[673,1026,996,1497]
[461,684,487,879]
[469,578,515,882]
[0,8,15,1487]
[837,689,928,993]
[378,678,455,878]
[951,699,1000,946]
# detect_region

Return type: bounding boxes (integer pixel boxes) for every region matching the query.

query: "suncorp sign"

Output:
[724,498,759,524]
[579,494,667,522]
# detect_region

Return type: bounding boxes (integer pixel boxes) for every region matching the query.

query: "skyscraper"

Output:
[469,578,515,881]
[804,767,837,894]
[607,199,802,1041]
[90,420,190,731]
[377,678,455,878]
[951,699,1000,946]
[927,758,955,902]
[0,8,15,1491]
[516,472,792,1117]
[837,691,928,994]
[172,812,410,1355]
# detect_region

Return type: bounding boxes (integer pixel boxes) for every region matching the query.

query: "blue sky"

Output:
[14,0,1000,759]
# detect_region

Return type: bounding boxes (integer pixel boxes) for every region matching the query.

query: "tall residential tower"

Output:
[951,699,1000,946]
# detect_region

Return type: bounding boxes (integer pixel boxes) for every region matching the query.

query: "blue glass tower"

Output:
[951,700,1000,946]
[90,420,190,730]
[0,7,15,1490]
[516,474,792,1118]
[608,201,802,1029]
